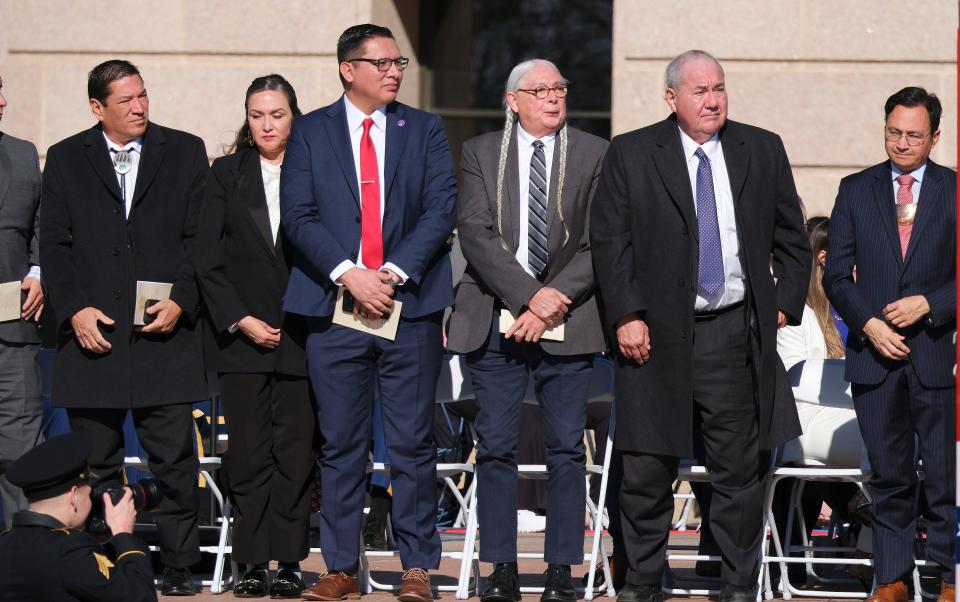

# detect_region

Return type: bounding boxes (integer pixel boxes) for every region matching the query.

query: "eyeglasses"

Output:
[516,84,569,100]
[348,57,410,72]
[885,127,929,146]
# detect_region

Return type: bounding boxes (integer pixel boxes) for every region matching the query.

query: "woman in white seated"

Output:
[777,216,864,469]
[774,217,873,587]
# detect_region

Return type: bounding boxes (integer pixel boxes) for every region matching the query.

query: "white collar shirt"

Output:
[103,132,143,218]
[515,124,556,278]
[678,128,745,310]
[329,95,407,283]
[890,161,926,205]
[260,158,282,243]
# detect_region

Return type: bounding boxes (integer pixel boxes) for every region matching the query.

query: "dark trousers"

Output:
[467,314,593,565]
[852,364,956,583]
[0,342,42,528]
[68,404,200,568]
[219,372,315,564]
[620,305,767,588]
[306,315,443,572]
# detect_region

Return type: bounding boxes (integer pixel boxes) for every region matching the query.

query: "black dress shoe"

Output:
[269,569,305,599]
[616,583,663,602]
[234,569,267,598]
[541,564,575,602]
[481,562,521,602]
[161,567,197,596]
[719,584,755,602]
[363,516,389,551]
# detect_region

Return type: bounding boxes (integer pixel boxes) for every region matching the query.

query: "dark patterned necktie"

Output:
[695,147,724,295]
[528,140,549,278]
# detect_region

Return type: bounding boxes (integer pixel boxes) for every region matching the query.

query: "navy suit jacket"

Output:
[280,96,457,319]
[824,159,956,388]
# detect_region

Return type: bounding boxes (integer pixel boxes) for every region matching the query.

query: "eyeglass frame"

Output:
[884,126,930,147]
[515,84,569,100]
[347,57,410,72]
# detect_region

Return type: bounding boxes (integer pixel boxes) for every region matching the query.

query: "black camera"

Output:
[91,478,165,513]
[85,478,167,535]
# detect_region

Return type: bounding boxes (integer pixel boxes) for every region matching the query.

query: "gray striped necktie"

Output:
[528,140,549,279]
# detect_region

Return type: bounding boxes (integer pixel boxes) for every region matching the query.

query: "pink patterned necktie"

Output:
[895,173,915,259]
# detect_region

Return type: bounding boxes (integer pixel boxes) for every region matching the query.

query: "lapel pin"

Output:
[397,119,406,127]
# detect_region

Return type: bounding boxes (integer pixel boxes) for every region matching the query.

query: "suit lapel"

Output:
[719,124,750,206]
[505,128,520,250]
[0,137,12,213]
[129,123,165,215]
[383,102,408,209]
[324,98,360,210]
[902,161,942,270]
[82,126,123,204]
[238,150,277,256]
[652,118,695,234]
[870,163,903,264]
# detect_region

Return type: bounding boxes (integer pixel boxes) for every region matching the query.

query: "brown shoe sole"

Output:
[302,592,362,601]
[397,592,433,602]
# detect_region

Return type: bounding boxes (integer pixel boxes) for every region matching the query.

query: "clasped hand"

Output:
[341,267,397,319]
[615,313,651,365]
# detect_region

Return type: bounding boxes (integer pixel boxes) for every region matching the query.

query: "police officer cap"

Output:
[5,433,92,501]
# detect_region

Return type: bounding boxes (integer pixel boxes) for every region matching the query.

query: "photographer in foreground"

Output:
[0,433,157,601]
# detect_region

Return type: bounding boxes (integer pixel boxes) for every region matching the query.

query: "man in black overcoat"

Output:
[590,50,809,602]
[39,59,207,596]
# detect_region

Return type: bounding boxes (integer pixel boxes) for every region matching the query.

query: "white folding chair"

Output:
[761,360,937,602]
[456,357,616,599]
[358,355,481,596]
[123,455,233,594]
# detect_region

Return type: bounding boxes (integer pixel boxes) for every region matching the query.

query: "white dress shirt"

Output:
[329,95,407,284]
[260,158,282,243]
[678,128,745,310]
[891,161,925,204]
[103,132,143,218]
[514,125,556,278]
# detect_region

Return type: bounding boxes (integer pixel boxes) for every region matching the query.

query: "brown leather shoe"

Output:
[866,581,909,602]
[937,582,954,602]
[302,571,361,601]
[397,568,432,602]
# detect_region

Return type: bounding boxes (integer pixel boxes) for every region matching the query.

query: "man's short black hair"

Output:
[336,24,394,62]
[884,86,942,133]
[88,60,141,105]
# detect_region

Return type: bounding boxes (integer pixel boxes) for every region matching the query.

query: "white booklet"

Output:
[0,281,21,322]
[499,308,565,342]
[134,281,173,326]
[331,286,402,341]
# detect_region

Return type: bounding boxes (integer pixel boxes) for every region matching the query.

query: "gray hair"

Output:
[664,49,723,90]
[494,59,571,250]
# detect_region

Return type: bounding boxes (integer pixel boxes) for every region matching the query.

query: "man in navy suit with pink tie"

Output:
[280,23,457,602]
[824,87,955,602]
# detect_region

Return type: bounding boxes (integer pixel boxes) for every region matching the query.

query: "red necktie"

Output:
[895,173,915,259]
[360,118,383,269]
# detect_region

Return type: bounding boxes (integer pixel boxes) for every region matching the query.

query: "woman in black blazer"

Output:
[196,74,313,599]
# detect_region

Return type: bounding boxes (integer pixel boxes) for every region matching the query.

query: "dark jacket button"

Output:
[350,252,357,260]
[355,216,361,224]
[113,290,121,299]
[112,247,120,256]
[678,278,685,287]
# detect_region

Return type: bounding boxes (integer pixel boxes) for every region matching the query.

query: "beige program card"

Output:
[331,286,403,341]
[134,281,173,326]
[499,308,565,342]
[0,281,21,322]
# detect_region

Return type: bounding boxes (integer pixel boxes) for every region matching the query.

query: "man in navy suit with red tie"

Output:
[824,87,956,602]
[280,23,457,602]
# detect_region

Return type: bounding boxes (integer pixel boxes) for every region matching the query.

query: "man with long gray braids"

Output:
[446,58,607,602]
